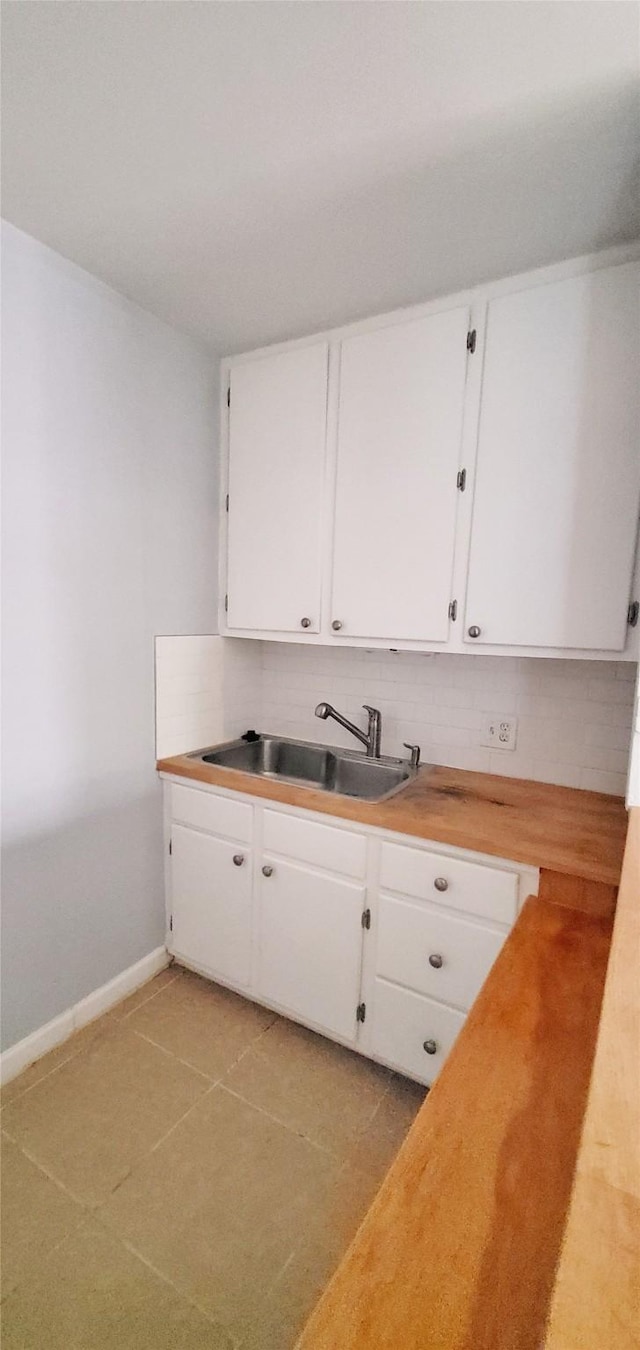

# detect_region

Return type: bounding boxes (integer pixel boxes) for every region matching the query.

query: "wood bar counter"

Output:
[296,885,614,1350]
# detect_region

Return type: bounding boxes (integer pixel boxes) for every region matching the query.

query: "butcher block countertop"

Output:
[157,754,627,886]
[296,886,614,1350]
[543,807,640,1350]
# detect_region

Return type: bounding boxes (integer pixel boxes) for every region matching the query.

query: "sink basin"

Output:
[191,734,415,802]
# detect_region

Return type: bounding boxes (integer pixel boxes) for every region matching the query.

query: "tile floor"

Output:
[1,965,426,1349]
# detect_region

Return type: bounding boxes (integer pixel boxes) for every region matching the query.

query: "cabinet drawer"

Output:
[371,979,465,1085]
[263,809,366,878]
[171,784,253,843]
[380,840,518,925]
[377,894,505,1012]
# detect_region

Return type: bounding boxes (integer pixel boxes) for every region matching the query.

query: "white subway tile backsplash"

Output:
[153,637,635,796]
[259,643,635,795]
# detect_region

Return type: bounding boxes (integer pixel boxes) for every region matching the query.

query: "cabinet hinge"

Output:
[466,329,476,354]
[224,593,229,613]
[225,493,229,513]
[169,915,173,932]
[448,599,457,622]
[168,839,172,856]
[361,908,371,930]
[627,601,639,627]
[227,385,231,409]
[356,1002,366,1023]
[456,468,466,492]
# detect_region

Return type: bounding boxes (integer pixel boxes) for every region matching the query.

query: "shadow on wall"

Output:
[0,788,166,1052]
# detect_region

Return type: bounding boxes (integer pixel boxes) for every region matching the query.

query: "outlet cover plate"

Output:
[481,715,518,751]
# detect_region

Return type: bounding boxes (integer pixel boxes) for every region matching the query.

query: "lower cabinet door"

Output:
[370,979,465,1085]
[170,823,252,988]
[257,856,365,1043]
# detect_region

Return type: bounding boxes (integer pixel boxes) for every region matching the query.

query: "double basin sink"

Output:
[190,733,416,803]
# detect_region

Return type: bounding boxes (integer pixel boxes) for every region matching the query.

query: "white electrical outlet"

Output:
[481,715,518,751]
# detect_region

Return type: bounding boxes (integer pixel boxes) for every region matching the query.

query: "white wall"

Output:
[1,222,217,1050]
[259,644,635,796]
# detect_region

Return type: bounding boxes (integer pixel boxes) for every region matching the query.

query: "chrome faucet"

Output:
[315,702,382,758]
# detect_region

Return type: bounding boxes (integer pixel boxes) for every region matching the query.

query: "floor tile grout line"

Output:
[0,1210,97,1308]
[217,1082,342,1161]
[130,1028,217,1081]
[263,1244,299,1302]
[116,968,181,1023]
[0,971,180,1110]
[145,1079,222,1158]
[100,1227,243,1348]
[1,1043,91,1109]
[0,1126,95,1211]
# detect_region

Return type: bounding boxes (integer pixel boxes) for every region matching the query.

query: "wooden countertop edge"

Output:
[157,755,626,888]
[542,806,640,1350]
[295,887,613,1350]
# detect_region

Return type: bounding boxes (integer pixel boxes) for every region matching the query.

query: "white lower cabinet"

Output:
[164,781,536,1086]
[376,894,506,1013]
[257,856,365,1043]
[170,822,252,988]
[370,980,465,1085]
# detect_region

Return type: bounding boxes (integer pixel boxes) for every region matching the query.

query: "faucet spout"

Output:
[314,701,382,758]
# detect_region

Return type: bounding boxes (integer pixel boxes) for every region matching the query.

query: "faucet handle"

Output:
[403,742,421,770]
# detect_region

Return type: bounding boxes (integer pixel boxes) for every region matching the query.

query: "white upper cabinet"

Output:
[329,307,470,641]
[221,248,640,656]
[464,261,640,651]
[226,343,328,633]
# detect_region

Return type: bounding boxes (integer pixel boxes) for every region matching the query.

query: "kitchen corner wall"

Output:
[1,222,218,1052]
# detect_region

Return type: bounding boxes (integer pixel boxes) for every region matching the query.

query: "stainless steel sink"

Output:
[190,733,416,802]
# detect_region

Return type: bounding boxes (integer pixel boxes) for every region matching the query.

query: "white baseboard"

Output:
[0,947,169,1087]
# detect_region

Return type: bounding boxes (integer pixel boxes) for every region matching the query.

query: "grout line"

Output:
[145,1080,221,1158]
[94,1226,242,1348]
[264,1245,298,1301]
[0,1127,94,1210]
[0,973,180,1111]
[130,1029,216,1081]
[0,1049,81,1110]
[217,1082,339,1161]
[0,1212,97,1308]
[116,969,181,1022]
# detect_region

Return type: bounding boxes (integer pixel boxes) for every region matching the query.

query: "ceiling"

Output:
[2,2,638,354]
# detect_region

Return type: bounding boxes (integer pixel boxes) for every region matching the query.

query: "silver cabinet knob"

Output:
[300,617,311,629]
[423,1039,437,1055]
[232,854,244,867]
[468,625,481,638]
[331,619,343,631]
[434,877,449,893]
[262,865,273,878]
[428,953,443,969]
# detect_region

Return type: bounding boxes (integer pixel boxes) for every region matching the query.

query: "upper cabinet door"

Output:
[330,308,471,642]
[226,343,328,633]
[465,262,640,651]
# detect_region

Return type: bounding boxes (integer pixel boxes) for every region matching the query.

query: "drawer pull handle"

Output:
[423,1039,438,1055]
[232,854,244,867]
[428,953,443,969]
[434,877,449,893]
[262,865,273,878]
